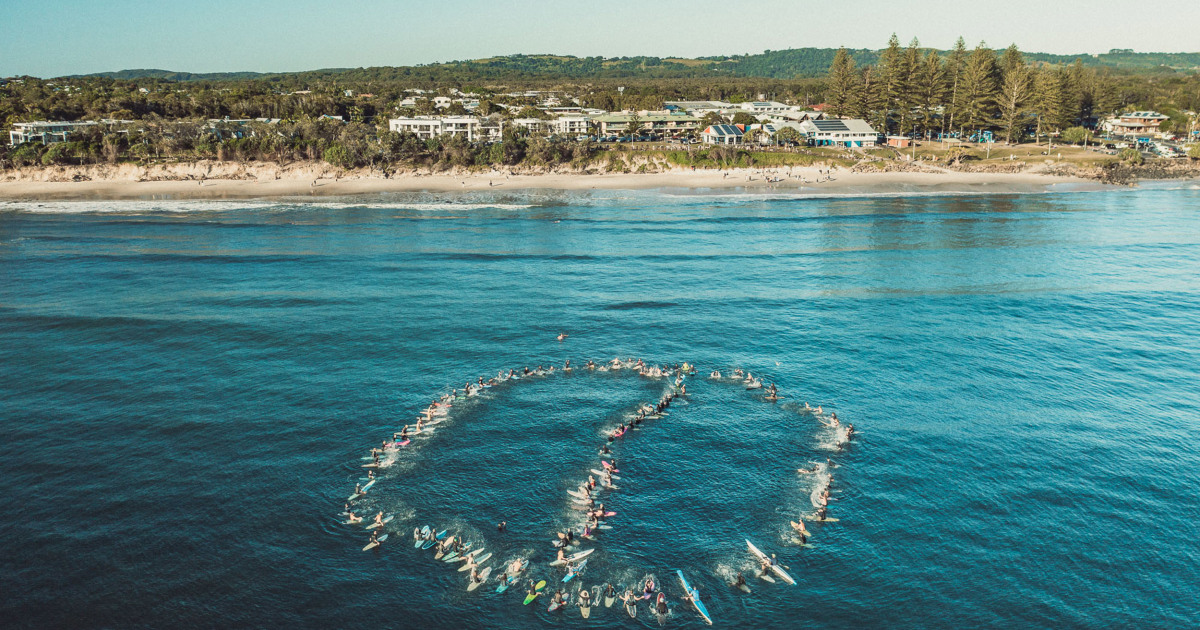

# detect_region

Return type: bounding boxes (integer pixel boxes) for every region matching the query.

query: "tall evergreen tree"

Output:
[943,37,969,138]
[959,42,1000,137]
[878,34,905,133]
[1033,68,1066,145]
[826,47,857,119]
[997,45,1032,143]
[898,38,922,134]
[916,49,946,138]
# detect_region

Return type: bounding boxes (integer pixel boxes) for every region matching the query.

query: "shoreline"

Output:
[0,168,1112,201]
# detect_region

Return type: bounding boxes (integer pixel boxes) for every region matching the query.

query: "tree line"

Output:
[824,36,1199,142]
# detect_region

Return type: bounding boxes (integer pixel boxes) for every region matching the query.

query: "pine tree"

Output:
[1033,68,1065,146]
[826,47,857,119]
[916,50,946,139]
[997,45,1032,143]
[943,37,969,138]
[878,34,905,134]
[960,42,1000,137]
[852,65,885,132]
[898,38,922,134]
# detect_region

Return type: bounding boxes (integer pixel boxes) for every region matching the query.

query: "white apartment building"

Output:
[551,116,591,137]
[389,116,495,141]
[9,120,98,145]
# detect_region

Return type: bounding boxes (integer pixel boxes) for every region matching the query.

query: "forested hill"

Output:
[67,48,1200,83]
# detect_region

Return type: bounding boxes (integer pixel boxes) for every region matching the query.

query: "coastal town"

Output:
[2,40,1199,189]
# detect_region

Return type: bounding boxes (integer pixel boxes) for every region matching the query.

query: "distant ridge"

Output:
[60,48,1200,82]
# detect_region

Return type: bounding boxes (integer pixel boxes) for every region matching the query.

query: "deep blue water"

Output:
[2,185,1199,629]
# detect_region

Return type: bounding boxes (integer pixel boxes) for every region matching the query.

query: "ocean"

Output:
[2,183,1199,628]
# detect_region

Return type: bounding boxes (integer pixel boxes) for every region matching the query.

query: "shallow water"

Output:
[2,185,1199,628]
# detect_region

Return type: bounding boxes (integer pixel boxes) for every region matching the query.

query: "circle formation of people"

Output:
[342,356,856,625]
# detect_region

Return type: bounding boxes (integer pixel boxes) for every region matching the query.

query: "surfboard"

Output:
[550,548,593,566]
[548,592,571,612]
[434,534,455,558]
[466,566,491,592]
[362,533,388,551]
[732,582,751,593]
[523,580,547,605]
[457,552,491,571]
[364,515,394,530]
[747,539,795,585]
[580,587,593,618]
[677,570,712,625]
[567,489,591,500]
[563,559,587,583]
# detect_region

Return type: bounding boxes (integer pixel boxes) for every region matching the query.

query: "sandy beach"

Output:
[0,164,1102,201]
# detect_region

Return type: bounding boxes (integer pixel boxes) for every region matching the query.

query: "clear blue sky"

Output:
[3,0,1198,77]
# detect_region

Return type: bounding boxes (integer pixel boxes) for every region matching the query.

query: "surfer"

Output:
[643,578,655,598]
[497,520,507,532]
[734,572,747,589]
[578,588,591,609]
[557,333,568,341]
[367,530,379,546]
[656,592,669,614]
[555,548,566,564]
[353,483,362,496]
[759,559,772,578]
[710,370,721,378]
[470,567,481,584]
[346,511,361,524]
[551,590,566,609]
[366,470,375,480]
[372,512,384,527]
[605,584,616,601]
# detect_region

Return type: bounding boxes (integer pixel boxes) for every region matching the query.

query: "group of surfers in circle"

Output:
[341,355,855,623]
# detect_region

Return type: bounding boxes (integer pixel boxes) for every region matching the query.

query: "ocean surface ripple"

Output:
[2,186,1199,628]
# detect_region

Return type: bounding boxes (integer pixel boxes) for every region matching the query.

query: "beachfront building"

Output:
[798,118,879,147]
[664,100,732,114]
[8,120,99,145]
[509,118,550,134]
[701,124,744,145]
[551,116,592,137]
[388,116,496,141]
[1104,111,1170,137]
[736,101,793,115]
[592,111,701,137]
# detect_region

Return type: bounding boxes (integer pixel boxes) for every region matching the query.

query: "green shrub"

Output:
[1119,148,1144,164]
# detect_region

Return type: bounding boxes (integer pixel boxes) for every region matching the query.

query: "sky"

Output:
[2,0,1198,77]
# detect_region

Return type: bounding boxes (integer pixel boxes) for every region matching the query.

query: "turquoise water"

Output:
[2,185,1199,628]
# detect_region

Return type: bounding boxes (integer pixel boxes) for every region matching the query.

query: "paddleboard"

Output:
[466,566,492,592]
[747,539,795,585]
[362,533,388,551]
[364,515,394,530]
[523,580,547,605]
[677,570,712,625]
